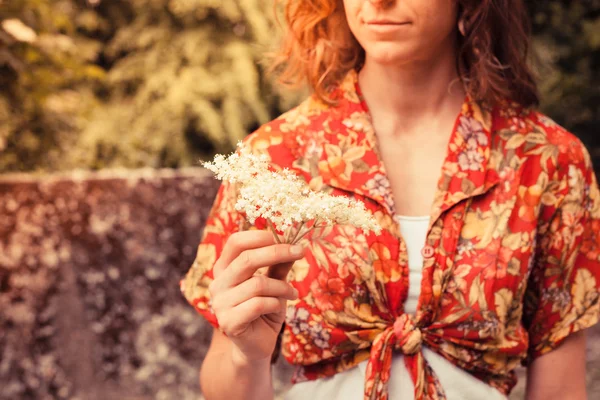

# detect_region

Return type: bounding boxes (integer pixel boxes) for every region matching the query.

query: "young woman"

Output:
[181,1,600,399]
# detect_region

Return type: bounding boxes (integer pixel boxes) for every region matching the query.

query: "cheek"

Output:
[417,1,458,38]
[342,0,361,35]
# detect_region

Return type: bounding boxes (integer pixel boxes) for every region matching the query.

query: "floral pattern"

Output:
[180,69,600,399]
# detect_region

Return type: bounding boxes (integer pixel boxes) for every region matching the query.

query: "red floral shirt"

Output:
[181,69,600,400]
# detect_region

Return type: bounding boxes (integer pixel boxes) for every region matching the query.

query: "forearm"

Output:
[200,340,275,400]
[526,394,584,400]
[525,331,587,400]
[525,378,586,400]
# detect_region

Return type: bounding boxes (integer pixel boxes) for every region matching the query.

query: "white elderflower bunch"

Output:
[202,142,381,244]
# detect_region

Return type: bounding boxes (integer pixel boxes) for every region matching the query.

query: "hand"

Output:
[208,230,305,365]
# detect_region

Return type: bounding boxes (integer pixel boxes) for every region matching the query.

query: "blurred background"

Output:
[0,0,599,399]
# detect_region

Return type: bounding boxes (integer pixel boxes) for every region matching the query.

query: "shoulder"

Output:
[241,69,360,166]
[492,102,594,182]
[500,104,598,221]
[530,111,594,186]
[241,92,336,170]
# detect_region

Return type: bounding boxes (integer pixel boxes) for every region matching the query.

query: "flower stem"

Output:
[292,226,312,245]
[290,221,305,244]
[266,219,282,244]
[312,217,321,231]
[292,218,321,245]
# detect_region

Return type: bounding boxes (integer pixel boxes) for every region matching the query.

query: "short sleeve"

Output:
[179,180,248,329]
[522,138,600,364]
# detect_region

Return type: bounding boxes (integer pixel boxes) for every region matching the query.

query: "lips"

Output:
[365,20,408,25]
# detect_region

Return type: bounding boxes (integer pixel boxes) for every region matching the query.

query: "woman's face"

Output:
[343,0,459,66]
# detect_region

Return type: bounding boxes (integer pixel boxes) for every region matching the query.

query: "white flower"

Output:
[202,142,382,243]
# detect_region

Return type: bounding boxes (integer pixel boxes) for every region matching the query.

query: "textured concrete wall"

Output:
[0,168,598,400]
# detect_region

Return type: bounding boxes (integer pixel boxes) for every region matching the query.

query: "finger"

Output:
[219,244,305,289]
[220,297,284,338]
[214,231,275,278]
[266,261,295,281]
[213,276,298,311]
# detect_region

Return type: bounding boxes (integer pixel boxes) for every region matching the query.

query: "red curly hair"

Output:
[271,0,539,107]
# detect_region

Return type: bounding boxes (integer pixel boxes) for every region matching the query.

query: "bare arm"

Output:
[197,231,304,400]
[525,331,587,400]
[200,328,274,400]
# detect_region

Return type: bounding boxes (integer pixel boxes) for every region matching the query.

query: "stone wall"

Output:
[0,168,221,400]
[0,168,598,400]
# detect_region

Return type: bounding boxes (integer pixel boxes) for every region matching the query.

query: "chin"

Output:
[363,42,420,66]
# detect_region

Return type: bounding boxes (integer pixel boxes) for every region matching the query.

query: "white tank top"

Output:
[284,215,507,400]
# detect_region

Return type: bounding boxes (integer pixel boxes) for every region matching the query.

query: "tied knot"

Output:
[393,314,422,355]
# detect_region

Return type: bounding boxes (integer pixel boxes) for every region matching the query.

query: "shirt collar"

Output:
[316,69,502,225]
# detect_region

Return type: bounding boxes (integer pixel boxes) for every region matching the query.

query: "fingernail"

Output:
[293,288,299,298]
[290,245,304,256]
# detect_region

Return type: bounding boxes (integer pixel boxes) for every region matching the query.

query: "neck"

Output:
[357,43,465,135]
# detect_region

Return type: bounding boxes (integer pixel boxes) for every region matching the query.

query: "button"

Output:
[421,245,435,258]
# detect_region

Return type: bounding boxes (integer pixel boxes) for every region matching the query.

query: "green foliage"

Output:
[528,0,600,154]
[0,0,302,172]
[0,0,598,172]
[0,0,106,173]
[73,0,300,170]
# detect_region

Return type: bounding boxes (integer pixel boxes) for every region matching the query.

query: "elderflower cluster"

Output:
[202,143,381,240]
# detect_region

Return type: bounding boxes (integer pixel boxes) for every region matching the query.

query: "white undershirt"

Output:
[284,216,507,400]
